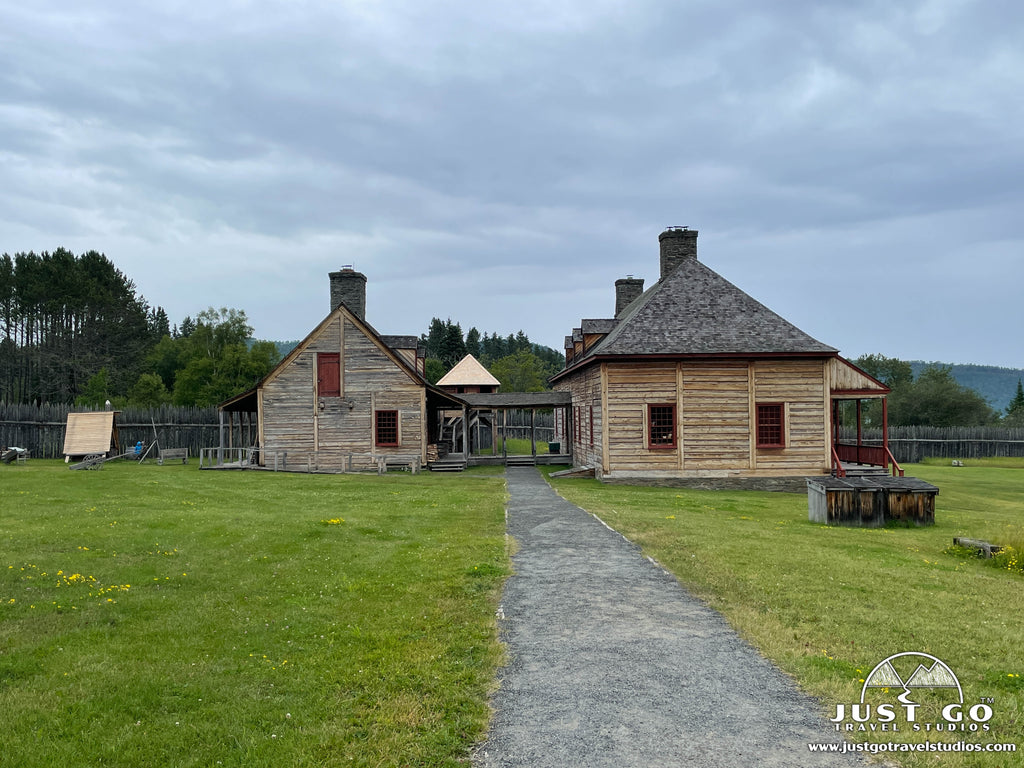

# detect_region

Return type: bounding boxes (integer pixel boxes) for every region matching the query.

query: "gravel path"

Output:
[473,467,871,768]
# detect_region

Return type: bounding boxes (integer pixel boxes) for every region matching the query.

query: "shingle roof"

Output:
[437,354,501,387]
[382,335,419,350]
[581,318,618,335]
[582,257,837,360]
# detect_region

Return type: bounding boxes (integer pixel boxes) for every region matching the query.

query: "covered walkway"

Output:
[436,391,573,468]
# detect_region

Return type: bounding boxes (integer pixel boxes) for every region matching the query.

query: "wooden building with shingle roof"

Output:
[219,268,464,472]
[551,228,892,486]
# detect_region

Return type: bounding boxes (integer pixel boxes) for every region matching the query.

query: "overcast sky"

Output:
[2,0,1022,368]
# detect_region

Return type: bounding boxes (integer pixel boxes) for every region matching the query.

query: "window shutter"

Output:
[318,353,340,397]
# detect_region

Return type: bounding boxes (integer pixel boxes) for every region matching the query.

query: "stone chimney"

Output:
[614,276,645,318]
[659,227,698,279]
[329,266,367,320]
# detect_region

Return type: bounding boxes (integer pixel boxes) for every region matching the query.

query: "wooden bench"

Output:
[2,448,28,465]
[158,447,189,465]
[953,537,1004,558]
[377,455,420,475]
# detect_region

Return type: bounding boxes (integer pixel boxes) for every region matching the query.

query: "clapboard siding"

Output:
[605,362,677,469]
[829,357,887,394]
[753,361,828,472]
[559,363,602,467]
[571,358,832,478]
[261,314,426,467]
[681,363,750,470]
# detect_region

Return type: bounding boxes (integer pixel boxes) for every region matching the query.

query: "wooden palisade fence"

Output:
[0,403,222,459]
[6,404,1024,465]
[839,426,1024,464]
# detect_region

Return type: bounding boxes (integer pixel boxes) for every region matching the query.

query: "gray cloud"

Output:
[1,0,1022,366]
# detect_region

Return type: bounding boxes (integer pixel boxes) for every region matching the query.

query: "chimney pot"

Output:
[659,227,698,279]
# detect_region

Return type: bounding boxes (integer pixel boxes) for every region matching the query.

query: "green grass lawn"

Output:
[0,461,509,768]
[546,464,1024,766]
[476,437,553,456]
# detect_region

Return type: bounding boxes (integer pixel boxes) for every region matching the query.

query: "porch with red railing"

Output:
[831,396,903,478]
[833,442,904,477]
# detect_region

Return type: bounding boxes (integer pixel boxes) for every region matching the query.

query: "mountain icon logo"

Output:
[861,652,962,704]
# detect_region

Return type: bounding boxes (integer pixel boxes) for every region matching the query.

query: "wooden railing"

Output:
[835,443,905,477]
[886,446,904,477]
[199,447,257,469]
[831,445,846,478]
[835,442,887,467]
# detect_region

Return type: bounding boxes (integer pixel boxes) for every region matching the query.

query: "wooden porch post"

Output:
[856,400,862,464]
[882,398,890,471]
[217,410,224,466]
[832,399,838,444]
[502,409,508,460]
[530,409,537,458]
[461,405,468,455]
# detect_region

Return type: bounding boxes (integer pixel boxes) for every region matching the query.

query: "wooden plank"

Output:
[63,412,116,456]
[677,362,684,470]
[601,364,610,474]
[339,314,346,397]
[748,362,756,469]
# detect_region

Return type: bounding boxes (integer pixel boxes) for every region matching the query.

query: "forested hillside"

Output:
[908,361,1024,410]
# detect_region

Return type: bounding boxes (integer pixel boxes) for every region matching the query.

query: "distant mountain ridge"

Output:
[908,361,1024,411]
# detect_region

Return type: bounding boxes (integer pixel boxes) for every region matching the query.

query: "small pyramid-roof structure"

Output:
[437,354,500,387]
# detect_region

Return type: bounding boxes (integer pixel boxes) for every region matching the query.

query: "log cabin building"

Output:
[218,270,571,472]
[220,230,894,484]
[551,228,895,488]
[219,268,466,471]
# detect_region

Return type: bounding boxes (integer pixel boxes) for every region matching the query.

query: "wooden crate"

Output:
[808,477,938,527]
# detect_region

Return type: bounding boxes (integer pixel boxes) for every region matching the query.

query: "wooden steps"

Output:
[505,456,536,467]
[429,453,467,472]
[838,462,890,478]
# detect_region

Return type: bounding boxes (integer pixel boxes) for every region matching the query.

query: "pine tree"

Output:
[438,321,466,369]
[465,327,481,357]
[1006,379,1024,426]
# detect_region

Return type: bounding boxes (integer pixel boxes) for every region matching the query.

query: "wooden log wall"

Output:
[681,363,749,471]
[555,364,602,468]
[566,359,831,477]
[752,361,828,473]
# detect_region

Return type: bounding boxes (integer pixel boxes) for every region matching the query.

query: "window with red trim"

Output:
[648,404,676,448]
[317,353,340,397]
[756,403,785,447]
[375,410,399,446]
